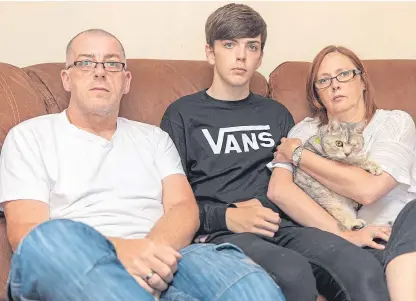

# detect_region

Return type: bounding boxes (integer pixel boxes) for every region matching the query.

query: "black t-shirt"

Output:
[161,90,294,235]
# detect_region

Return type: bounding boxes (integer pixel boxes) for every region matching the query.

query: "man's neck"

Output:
[66,106,118,141]
[207,77,250,101]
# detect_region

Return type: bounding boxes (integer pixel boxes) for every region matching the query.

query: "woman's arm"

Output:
[267,166,390,249]
[276,111,416,205]
[267,167,343,234]
[299,150,397,205]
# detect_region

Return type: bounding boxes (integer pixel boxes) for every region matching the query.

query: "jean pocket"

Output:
[214,243,246,259]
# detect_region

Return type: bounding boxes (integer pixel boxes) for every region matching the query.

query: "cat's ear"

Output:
[353,120,367,134]
[328,118,341,132]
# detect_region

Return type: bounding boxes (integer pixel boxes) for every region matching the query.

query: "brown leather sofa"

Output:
[0,58,415,300]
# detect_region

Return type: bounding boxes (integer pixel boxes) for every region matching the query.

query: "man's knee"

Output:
[17,219,114,269]
[221,270,286,301]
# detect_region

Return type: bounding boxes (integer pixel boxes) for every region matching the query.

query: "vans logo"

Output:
[202,125,275,154]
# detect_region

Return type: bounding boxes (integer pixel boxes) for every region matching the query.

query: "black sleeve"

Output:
[160,108,231,235]
[283,108,295,137]
[160,111,188,176]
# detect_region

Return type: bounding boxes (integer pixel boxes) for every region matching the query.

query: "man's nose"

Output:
[93,63,106,78]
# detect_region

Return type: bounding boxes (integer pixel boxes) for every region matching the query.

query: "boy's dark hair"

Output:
[205,3,267,51]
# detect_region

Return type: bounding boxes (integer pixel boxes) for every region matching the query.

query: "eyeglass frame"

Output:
[67,60,126,72]
[314,69,363,90]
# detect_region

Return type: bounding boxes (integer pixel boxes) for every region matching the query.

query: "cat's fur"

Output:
[293,118,382,230]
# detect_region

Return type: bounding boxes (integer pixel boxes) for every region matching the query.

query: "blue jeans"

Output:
[7,219,285,301]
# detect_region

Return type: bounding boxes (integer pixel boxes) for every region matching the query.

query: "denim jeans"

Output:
[7,219,285,301]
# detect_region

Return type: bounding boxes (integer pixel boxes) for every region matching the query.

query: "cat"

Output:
[293,118,382,231]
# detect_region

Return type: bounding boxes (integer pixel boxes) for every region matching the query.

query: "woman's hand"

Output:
[273,138,302,163]
[340,224,392,250]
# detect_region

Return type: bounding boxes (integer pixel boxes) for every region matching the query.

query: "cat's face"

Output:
[319,118,366,160]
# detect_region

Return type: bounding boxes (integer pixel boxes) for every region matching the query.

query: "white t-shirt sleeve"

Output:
[267,117,319,172]
[153,127,185,180]
[368,110,416,191]
[0,126,50,208]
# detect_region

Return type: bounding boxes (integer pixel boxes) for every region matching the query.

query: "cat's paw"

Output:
[343,218,366,231]
[365,162,383,176]
[351,219,366,230]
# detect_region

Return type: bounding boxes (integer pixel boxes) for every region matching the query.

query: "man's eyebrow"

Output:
[75,53,122,60]
[247,40,261,44]
[77,53,95,59]
[104,53,122,60]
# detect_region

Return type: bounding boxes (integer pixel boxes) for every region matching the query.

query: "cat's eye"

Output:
[335,141,343,147]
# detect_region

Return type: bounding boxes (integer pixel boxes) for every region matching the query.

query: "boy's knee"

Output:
[270,253,317,301]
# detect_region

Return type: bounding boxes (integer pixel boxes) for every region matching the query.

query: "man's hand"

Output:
[226,198,281,237]
[112,238,181,296]
[340,224,391,250]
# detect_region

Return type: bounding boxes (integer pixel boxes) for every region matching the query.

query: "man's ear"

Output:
[61,69,71,92]
[123,71,132,95]
[205,43,215,66]
[255,51,264,70]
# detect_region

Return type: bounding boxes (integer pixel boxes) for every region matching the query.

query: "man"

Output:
[0,29,285,301]
[161,3,389,301]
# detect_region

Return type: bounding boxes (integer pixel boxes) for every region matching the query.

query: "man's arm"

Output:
[0,126,52,251]
[146,173,199,250]
[3,200,49,251]
[160,111,231,235]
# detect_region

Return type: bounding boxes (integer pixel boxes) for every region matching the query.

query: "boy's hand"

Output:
[226,199,280,237]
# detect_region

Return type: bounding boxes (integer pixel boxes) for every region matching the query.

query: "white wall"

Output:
[1,1,415,77]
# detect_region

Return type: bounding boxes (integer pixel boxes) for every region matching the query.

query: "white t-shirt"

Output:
[0,110,185,239]
[268,109,416,225]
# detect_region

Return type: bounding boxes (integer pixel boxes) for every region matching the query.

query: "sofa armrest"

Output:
[0,215,12,301]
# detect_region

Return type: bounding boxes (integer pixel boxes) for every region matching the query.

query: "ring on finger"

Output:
[145,270,154,282]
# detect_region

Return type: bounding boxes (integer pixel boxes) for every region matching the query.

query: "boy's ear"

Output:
[205,43,215,66]
[255,51,264,70]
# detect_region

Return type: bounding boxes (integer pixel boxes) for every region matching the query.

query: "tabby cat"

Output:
[293,118,382,230]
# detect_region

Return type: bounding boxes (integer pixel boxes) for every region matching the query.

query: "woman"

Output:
[268,45,416,301]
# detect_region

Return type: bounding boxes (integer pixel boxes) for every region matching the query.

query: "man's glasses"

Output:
[67,60,126,72]
[314,69,362,90]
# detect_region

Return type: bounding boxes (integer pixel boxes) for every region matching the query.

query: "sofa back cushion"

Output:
[269,60,416,124]
[24,59,269,126]
[0,63,47,150]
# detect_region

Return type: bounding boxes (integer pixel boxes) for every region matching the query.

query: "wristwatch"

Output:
[292,146,304,167]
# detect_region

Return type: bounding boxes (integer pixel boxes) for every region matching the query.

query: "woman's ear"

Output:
[361,73,367,92]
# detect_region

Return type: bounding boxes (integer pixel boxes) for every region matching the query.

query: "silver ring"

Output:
[145,271,154,281]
